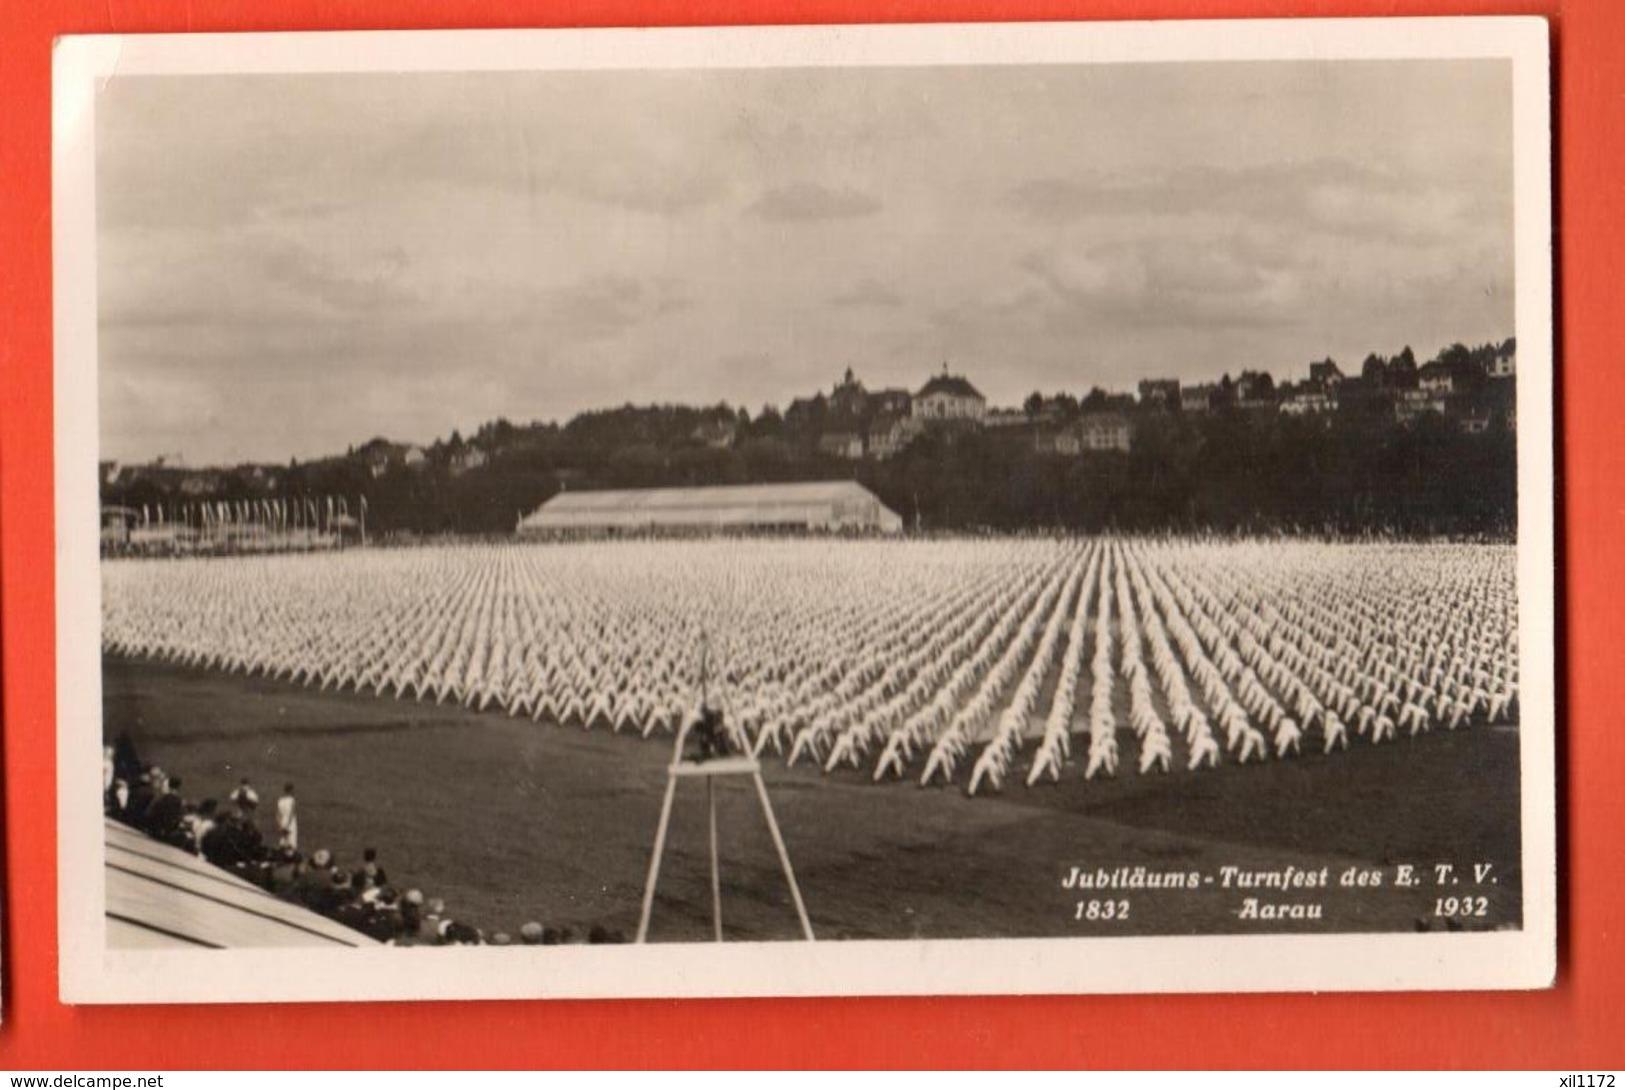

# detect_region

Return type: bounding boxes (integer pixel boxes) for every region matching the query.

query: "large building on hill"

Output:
[517,480,904,537]
[913,370,986,422]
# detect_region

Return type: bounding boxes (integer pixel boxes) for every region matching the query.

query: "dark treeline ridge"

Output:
[103,341,1518,539]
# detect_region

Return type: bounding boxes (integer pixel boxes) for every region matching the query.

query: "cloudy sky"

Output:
[97,60,1513,466]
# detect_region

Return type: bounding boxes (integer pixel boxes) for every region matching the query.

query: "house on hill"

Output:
[1138,379,1181,408]
[357,438,428,477]
[356,438,397,478]
[1181,384,1217,413]
[449,446,489,475]
[869,387,913,417]
[913,369,986,422]
[1395,388,1448,424]
[784,393,827,428]
[1034,428,1082,456]
[691,418,738,449]
[1078,412,1133,452]
[817,432,864,460]
[1309,359,1345,387]
[1418,362,1455,395]
[1280,384,1338,416]
[984,408,1028,429]
[785,372,911,437]
[829,368,869,417]
[866,415,912,460]
[1234,372,1278,411]
[1489,342,1516,379]
[811,368,912,421]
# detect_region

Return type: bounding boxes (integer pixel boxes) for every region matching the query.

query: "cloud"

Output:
[724,96,943,154]
[830,278,904,308]
[93,63,1517,465]
[591,173,722,216]
[1005,177,1116,223]
[1004,159,1508,245]
[1014,240,1304,331]
[715,351,776,386]
[258,241,416,313]
[536,275,694,342]
[747,183,882,221]
[97,228,397,333]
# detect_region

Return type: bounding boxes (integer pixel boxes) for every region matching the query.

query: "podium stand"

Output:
[635,739,815,944]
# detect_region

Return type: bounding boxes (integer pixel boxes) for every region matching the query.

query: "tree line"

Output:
[103,339,1518,540]
[105,403,1513,540]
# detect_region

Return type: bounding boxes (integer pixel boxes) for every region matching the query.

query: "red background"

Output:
[1,0,1619,1069]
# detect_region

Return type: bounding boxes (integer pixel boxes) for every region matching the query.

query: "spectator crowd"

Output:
[104,733,626,946]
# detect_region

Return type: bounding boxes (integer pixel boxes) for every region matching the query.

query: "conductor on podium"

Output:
[684,701,732,764]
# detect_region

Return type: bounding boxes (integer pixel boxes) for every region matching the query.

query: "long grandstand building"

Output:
[517,480,904,538]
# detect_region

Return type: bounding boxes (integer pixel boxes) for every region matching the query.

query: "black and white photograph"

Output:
[53,19,1555,1002]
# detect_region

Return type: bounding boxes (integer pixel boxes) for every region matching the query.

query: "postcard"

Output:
[54,17,1555,1002]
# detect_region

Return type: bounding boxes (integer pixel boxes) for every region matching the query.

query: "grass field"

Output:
[104,656,1523,942]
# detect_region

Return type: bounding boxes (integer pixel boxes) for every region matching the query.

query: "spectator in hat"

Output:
[124,770,156,830]
[203,804,265,869]
[422,898,446,941]
[294,849,335,910]
[145,776,187,844]
[363,887,404,943]
[399,890,425,939]
[361,847,387,888]
[229,777,260,813]
[519,921,545,945]
[111,731,144,786]
[189,797,226,855]
[316,869,352,918]
[335,880,369,934]
[439,918,482,945]
[267,846,302,892]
